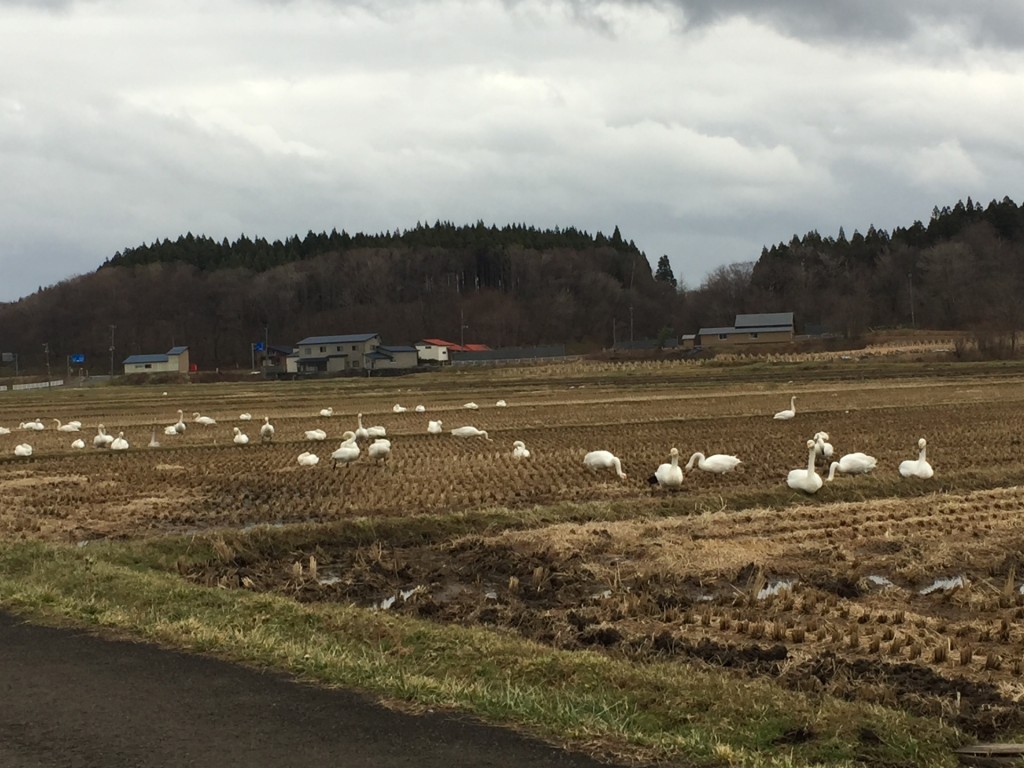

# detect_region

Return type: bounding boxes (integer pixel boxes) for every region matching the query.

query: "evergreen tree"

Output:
[654,255,677,288]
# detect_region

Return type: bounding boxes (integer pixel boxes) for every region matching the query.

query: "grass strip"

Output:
[0,538,962,767]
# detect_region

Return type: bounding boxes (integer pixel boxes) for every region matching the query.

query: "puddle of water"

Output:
[919,576,964,595]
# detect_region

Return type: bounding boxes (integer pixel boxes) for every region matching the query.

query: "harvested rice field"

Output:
[3,358,1024,754]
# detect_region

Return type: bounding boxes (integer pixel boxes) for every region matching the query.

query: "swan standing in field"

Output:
[232,427,250,445]
[53,419,80,432]
[451,425,491,440]
[427,419,443,435]
[773,396,797,420]
[584,450,627,481]
[813,431,834,462]
[355,413,385,441]
[304,428,328,441]
[70,438,86,449]
[110,431,130,451]
[392,404,407,413]
[826,452,877,480]
[787,439,823,494]
[899,438,934,479]
[319,406,334,417]
[297,451,320,467]
[495,399,508,407]
[368,438,392,466]
[414,405,426,413]
[148,428,161,449]
[331,431,360,469]
[463,402,479,410]
[648,448,683,489]
[260,416,275,442]
[512,440,531,460]
[239,413,252,421]
[165,409,187,436]
[93,425,114,448]
[685,451,742,474]
[14,443,32,457]
[193,412,217,427]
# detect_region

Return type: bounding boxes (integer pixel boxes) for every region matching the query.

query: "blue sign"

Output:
[70,354,85,364]
[254,342,265,352]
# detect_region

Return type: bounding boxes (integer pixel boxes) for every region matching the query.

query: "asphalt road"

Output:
[0,612,624,768]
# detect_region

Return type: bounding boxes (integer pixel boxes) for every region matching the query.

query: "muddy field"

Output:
[3,365,1024,740]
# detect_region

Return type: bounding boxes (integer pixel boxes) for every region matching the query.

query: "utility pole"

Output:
[43,343,51,385]
[109,324,116,377]
[629,305,634,342]
[460,308,469,347]
[907,273,915,327]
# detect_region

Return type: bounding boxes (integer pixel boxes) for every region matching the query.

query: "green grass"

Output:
[0,534,964,767]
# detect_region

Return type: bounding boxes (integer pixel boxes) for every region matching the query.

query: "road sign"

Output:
[70,353,86,364]
[254,342,265,352]
[1,352,13,363]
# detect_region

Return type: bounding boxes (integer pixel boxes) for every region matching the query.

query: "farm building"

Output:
[415,339,492,363]
[697,312,794,348]
[260,345,298,375]
[295,333,419,374]
[122,346,189,375]
[367,345,420,370]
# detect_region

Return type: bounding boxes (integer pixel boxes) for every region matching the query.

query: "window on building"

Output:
[750,332,759,339]
[719,334,728,340]
[336,346,342,352]
[319,346,326,353]
[351,345,357,351]
[304,347,311,355]
[144,363,152,369]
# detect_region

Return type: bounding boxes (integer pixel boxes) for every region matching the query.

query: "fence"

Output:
[0,379,65,392]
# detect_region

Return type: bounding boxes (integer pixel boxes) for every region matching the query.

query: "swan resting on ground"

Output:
[899,438,934,479]
[14,443,32,457]
[787,439,822,494]
[304,428,328,441]
[512,440,530,460]
[368,438,392,465]
[392,404,407,413]
[71,438,86,449]
[193,412,216,427]
[232,427,250,445]
[110,431,130,451]
[319,407,334,417]
[451,425,490,440]
[427,420,443,435]
[813,431,834,462]
[584,450,627,481]
[773,396,797,420]
[685,451,742,474]
[297,451,320,467]
[648,447,683,488]
[826,452,877,480]
[414,405,426,413]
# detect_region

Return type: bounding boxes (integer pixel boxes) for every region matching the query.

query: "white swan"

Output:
[495,399,508,407]
[826,452,877,481]
[53,419,80,432]
[685,451,742,474]
[451,425,491,440]
[414,405,426,413]
[297,451,320,467]
[512,440,531,460]
[463,402,479,410]
[165,409,187,435]
[93,424,114,448]
[392,404,407,413]
[67,420,82,429]
[304,428,328,441]
[813,431,834,462]
[331,431,360,469]
[239,413,252,421]
[355,413,385,441]
[232,427,250,445]
[260,416,275,442]
[899,438,934,479]
[427,419,443,435]
[148,427,161,449]
[368,438,392,465]
[773,396,797,420]
[14,443,32,457]
[648,447,683,488]
[193,412,217,427]
[319,406,334,417]
[0,426,10,435]
[70,438,85,449]
[20,419,45,431]
[787,439,823,494]
[584,450,627,481]
[110,431,130,451]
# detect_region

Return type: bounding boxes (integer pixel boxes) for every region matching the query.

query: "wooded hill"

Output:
[2,198,1024,374]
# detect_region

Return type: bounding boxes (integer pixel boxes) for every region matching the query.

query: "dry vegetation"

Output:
[3,357,1024,755]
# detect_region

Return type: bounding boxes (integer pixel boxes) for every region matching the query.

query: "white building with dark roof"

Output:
[123,346,190,375]
[294,333,419,373]
[697,313,794,348]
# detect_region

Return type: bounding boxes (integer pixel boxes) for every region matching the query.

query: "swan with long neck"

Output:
[93,424,114,448]
[232,427,250,445]
[787,439,822,494]
[648,448,683,488]
[451,425,490,440]
[813,431,834,462]
[773,396,797,420]
[512,440,531,460]
[899,438,934,479]
[584,450,627,481]
[685,451,742,474]
[260,416,275,442]
[826,452,877,481]
[53,419,80,432]
[331,431,360,468]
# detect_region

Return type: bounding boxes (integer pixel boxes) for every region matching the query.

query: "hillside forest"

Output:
[1,197,1024,373]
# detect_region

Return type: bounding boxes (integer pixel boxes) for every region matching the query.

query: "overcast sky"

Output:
[2,0,1023,302]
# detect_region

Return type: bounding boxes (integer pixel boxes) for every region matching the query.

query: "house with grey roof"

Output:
[123,346,190,375]
[697,312,794,348]
[294,333,419,373]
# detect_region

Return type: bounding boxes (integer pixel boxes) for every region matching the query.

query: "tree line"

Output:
[2,199,1024,374]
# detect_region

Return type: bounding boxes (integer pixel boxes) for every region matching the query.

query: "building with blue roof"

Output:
[123,346,190,375]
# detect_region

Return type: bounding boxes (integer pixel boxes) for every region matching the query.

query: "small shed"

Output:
[123,346,189,375]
